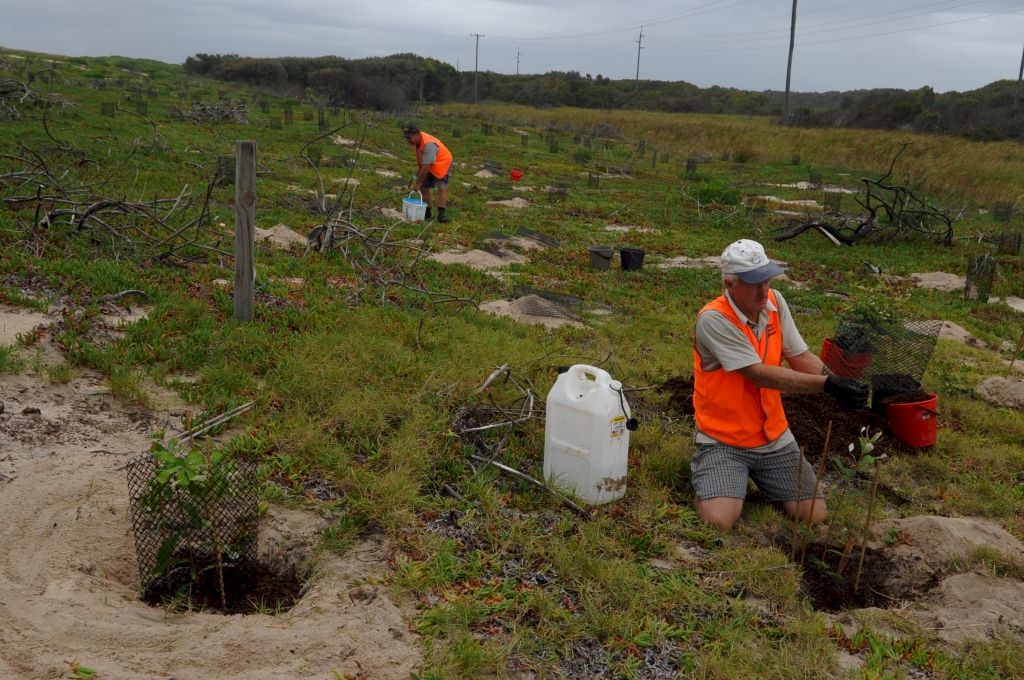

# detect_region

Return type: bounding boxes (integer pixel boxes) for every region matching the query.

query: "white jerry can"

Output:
[543,364,630,505]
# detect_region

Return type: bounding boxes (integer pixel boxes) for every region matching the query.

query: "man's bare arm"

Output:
[736,360,827,393]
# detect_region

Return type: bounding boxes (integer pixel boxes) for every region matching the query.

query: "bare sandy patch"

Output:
[481,235,547,252]
[474,169,497,178]
[255,224,308,250]
[331,136,356,146]
[915,573,1024,644]
[655,255,721,271]
[938,320,988,348]
[989,295,1024,313]
[975,375,1024,410]
[376,169,401,178]
[744,195,824,211]
[911,271,965,292]
[380,207,406,220]
[764,181,858,194]
[0,305,50,345]
[486,197,532,209]
[430,248,528,270]
[870,516,1024,644]
[331,177,360,186]
[0,369,421,679]
[480,296,584,329]
[605,223,661,234]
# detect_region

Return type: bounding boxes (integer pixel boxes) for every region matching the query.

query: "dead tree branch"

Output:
[774,143,955,246]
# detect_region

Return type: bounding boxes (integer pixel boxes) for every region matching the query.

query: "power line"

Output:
[486,0,758,41]
[647,0,1004,46]
[642,5,1024,53]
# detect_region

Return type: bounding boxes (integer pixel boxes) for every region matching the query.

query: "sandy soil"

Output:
[0,305,50,345]
[0,314,421,679]
[655,255,721,271]
[744,195,824,211]
[856,516,1024,645]
[604,224,660,234]
[254,224,308,250]
[910,271,965,292]
[975,375,1024,410]
[430,248,528,270]
[480,296,584,329]
[486,197,531,209]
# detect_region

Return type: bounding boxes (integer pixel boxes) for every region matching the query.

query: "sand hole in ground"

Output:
[0,367,421,679]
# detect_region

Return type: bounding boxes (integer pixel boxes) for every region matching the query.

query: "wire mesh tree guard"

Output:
[964,253,995,302]
[126,447,260,598]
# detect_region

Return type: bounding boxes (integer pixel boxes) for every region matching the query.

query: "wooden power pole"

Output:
[472,33,485,103]
[783,0,798,124]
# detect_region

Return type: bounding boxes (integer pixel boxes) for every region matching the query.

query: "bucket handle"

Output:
[914,403,939,416]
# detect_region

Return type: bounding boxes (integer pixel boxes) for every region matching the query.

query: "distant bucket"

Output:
[821,337,870,379]
[588,245,613,271]
[620,247,645,271]
[510,168,524,181]
[886,393,938,448]
[402,193,427,222]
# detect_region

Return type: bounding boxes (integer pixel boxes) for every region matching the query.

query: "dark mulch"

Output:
[799,541,940,612]
[658,376,922,464]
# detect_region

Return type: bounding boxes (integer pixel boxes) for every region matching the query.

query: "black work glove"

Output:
[824,374,869,411]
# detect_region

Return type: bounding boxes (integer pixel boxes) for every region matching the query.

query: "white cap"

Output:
[721,239,784,284]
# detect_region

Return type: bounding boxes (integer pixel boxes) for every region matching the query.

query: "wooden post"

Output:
[234,141,256,322]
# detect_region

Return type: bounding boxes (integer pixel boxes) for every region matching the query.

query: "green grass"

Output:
[1,46,1023,678]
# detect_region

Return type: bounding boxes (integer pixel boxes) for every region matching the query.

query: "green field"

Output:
[2,48,1023,679]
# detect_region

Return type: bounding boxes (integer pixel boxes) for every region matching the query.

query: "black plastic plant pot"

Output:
[620,247,645,271]
[588,245,613,271]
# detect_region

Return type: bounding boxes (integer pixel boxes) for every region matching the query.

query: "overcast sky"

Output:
[2,0,1022,93]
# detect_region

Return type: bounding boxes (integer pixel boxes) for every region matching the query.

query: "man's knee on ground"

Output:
[696,497,743,530]
[787,498,827,524]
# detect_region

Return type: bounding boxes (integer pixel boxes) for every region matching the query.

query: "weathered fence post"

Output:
[234,141,256,321]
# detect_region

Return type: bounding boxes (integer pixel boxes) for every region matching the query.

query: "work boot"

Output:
[425,206,432,219]
[437,208,449,223]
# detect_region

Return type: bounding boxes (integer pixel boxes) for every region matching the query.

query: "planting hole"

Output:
[799,541,938,612]
[141,553,305,615]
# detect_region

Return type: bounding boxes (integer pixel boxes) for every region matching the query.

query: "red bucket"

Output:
[510,168,524,181]
[886,394,938,448]
[821,337,871,379]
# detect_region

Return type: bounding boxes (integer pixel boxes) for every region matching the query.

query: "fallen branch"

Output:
[469,454,590,520]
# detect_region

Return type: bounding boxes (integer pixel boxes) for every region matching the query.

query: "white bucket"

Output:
[402,193,427,222]
[543,364,630,505]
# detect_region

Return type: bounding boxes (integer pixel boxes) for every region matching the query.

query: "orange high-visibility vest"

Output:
[692,291,788,448]
[415,132,453,179]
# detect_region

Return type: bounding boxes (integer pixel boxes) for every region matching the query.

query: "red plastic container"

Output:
[821,337,871,379]
[510,168,524,181]
[886,394,938,448]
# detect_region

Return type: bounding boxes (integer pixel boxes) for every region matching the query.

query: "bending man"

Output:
[403,123,453,223]
[691,239,868,530]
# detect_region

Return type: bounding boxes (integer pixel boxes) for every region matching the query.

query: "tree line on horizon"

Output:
[184,52,1024,142]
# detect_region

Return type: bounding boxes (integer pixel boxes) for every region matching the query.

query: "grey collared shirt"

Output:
[694,287,808,451]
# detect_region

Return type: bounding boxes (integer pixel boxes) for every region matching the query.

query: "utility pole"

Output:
[516,47,521,76]
[635,25,644,87]
[783,0,798,124]
[1016,40,1024,106]
[471,33,485,103]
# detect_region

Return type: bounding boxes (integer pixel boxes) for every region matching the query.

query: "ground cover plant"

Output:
[1,47,1023,679]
